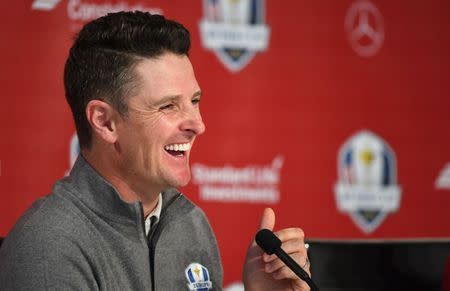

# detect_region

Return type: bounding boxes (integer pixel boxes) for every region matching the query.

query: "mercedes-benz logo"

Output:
[345,0,384,57]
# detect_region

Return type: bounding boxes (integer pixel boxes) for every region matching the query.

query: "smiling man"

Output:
[84,52,205,217]
[0,11,310,291]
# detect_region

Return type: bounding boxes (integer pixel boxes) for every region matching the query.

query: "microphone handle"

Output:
[274,248,320,291]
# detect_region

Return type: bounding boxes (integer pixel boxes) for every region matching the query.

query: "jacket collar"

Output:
[57,155,180,225]
[61,155,141,224]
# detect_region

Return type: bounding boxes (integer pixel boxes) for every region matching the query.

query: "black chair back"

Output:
[307,241,450,291]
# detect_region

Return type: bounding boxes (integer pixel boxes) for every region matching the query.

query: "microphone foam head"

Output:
[255,229,281,255]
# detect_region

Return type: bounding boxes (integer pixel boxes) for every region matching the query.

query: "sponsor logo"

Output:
[67,0,162,22]
[199,0,271,72]
[345,0,384,57]
[32,0,163,31]
[32,0,62,10]
[435,162,450,190]
[192,155,283,204]
[334,130,401,233]
[65,132,80,175]
[185,263,212,291]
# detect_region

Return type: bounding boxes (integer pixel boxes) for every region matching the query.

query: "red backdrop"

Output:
[1,0,450,286]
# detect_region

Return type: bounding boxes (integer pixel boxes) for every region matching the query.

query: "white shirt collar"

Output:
[144,193,162,236]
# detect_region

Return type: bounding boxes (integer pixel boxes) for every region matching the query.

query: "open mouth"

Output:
[164,143,190,157]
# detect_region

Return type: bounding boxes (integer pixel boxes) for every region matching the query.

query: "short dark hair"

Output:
[64,11,191,148]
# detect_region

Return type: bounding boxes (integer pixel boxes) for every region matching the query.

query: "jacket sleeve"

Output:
[0,227,99,291]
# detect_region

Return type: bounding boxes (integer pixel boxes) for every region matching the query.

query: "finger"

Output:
[303,256,312,277]
[258,207,275,231]
[271,264,298,280]
[271,261,312,283]
[250,208,276,249]
[265,253,311,276]
[264,258,312,280]
[274,265,312,291]
[264,252,302,273]
[262,228,306,263]
[263,239,306,263]
[273,227,305,243]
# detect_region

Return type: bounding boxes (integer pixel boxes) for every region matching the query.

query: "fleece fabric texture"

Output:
[0,156,223,290]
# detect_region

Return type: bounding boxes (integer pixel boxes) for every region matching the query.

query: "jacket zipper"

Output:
[144,193,183,291]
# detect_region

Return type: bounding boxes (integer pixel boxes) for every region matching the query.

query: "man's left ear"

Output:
[85,99,119,144]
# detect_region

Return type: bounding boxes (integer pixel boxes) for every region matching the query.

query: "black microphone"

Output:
[255,229,319,291]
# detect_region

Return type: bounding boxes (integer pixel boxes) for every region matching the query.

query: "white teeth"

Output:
[165,143,191,152]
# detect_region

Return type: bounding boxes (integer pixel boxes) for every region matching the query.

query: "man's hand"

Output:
[243,208,311,291]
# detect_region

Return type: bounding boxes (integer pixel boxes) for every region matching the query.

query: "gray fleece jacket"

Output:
[0,156,223,290]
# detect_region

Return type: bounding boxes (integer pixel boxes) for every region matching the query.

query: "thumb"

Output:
[258,207,275,231]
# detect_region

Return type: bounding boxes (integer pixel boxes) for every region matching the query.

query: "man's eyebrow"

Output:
[153,90,202,106]
[154,95,181,106]
[193,90,202,98]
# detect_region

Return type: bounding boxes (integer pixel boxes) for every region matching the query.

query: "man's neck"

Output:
[81,147,161,217]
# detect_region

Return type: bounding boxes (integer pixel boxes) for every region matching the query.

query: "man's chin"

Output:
[165,172,191,189]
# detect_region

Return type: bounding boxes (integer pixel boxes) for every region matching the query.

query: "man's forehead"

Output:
[134,53,192,75]
[131,54,200,100]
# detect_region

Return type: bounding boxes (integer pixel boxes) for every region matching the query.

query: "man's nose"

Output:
[180,109,206,136]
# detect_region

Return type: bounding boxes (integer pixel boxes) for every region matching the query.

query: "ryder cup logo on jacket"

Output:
[185,263,212,291]
[334,130,401,233]
[199,0,271,72]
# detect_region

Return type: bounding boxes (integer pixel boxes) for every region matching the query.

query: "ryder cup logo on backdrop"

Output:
[334,130,401,233]
[199,0,271,72]
[435,162,450,190]
[185,263,212,291]
[345,0,384,57]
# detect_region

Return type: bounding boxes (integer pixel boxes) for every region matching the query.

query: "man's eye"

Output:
[160,103,174,110]
[192,98,201,105]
